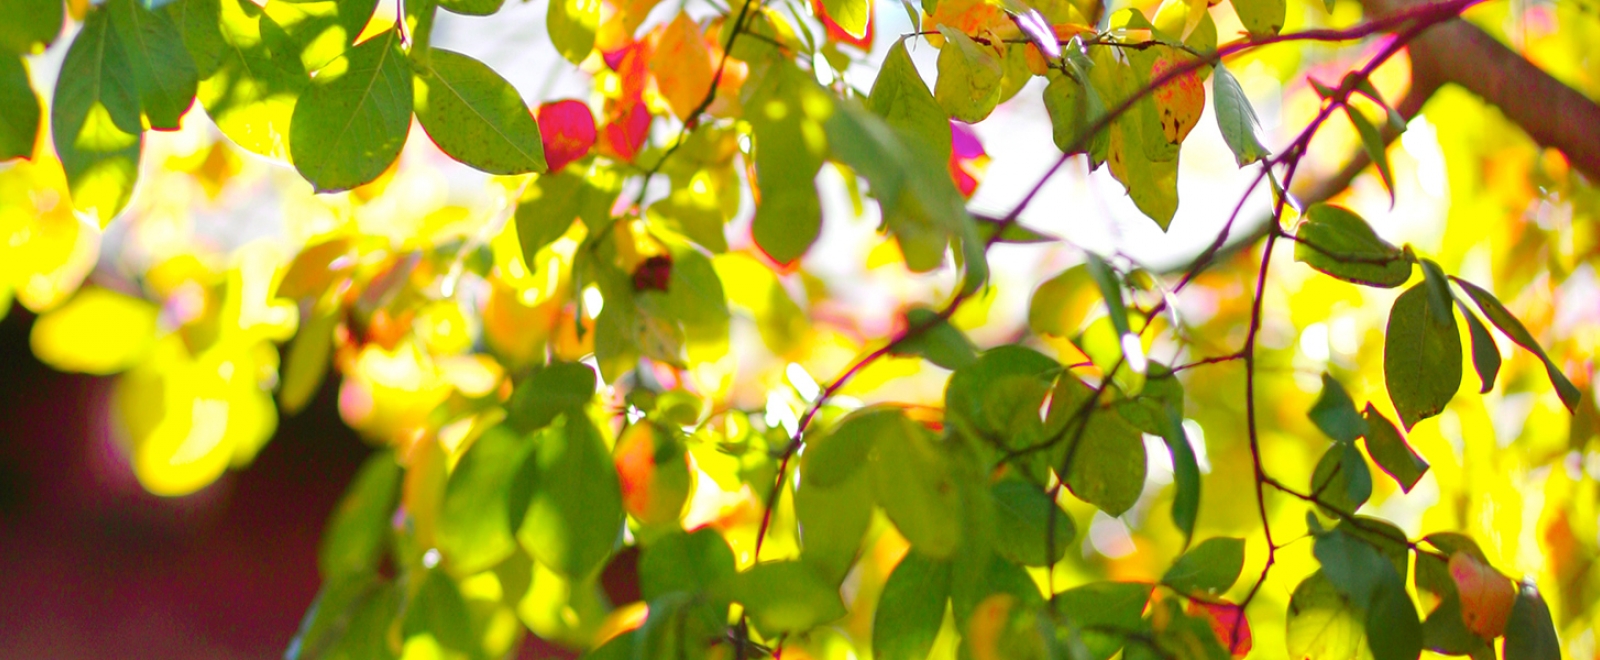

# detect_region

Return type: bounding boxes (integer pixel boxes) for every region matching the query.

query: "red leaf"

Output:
[630,254,672,292]
[537,100,598,173]
[602,100,652,163]
[948,121,988,198]
[1187,601,1252,658]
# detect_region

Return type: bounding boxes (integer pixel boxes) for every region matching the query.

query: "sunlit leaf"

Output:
[197,0,306,161]
[414,48,547,175]
[820,0,869,38]
[289,28,411,192]
[1447,552,1515,640]
[650,12,714,121]
[164,0,223,77]
[402,569,476,654]
[1053,405,1145,516]
[1231,0,1284,36]
[513,413,624,579]
[1293,204,1411,288]
[437,425,533,574]
[725,561,847,635]
[1452,277,1581,412]
[639,527,736,605]
[505,360,597,433]
[612,421,691,526]
[894,306,978,370]
[796,460,873,582]
[1384,283,1462,430]
[1345,106,1395,204]
[51,7,143,225]
[438,0,504,16]
[869,411,963,557]
[29,286,157,375]
[867,39,952,162]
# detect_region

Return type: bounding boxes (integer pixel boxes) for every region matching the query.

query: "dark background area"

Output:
[0,304,371,659]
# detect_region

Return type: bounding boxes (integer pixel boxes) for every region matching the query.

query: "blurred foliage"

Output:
[2,0,1599,657]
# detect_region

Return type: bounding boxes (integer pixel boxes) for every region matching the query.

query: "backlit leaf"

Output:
[108,0,199,130]
[1309,373,1367,445]
[505,361,597,433]
[1211,64,1269,166]
[1231,0,1284,36]
[870,412,963,557]
[874,550,952,660]
[438,0,504,16]
[1286,572,1369,660]
[402,569,475,654]
[29,286,157,375]
[651,13,714,121]
[1361,403,1427,492]
[514,414,624,579]
[796,462,873,581]
[290,28,411,192]
[538,99,597,172]
[1293,204,1411,288]
[1054,406,1146,516]
[414,48,547,175]
[1447,552,1515,640]
[726,561,847,635]
[319,451,401,579]
[549,0,599,65]
[198,0,307,161]
[0,55,40,160]
[933,26,1002,123]
[1453,277,1581,412]
[1164,537,1245,596]
[437,425,533,574]
[639,527,736,602]
[868,39,952,162]
[821,0,870,38]
[1384,283,1462,429]
[990,477,1075,566]
[0,0,63,54]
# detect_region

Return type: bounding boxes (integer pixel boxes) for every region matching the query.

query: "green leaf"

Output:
[109,0,198,130]
[51,7,144,225]
[950,552,1044,624]
[514,170,587,267]
[1423,594,1496,657]
[436,425,534,575]
[1053,582,1153,660]
[866,39,951,163]
[402,569,476,654]
[1157,404,1200,541]
[1286,572,1368,660]
[869,412,963,557]
[289,28,411,192]
[944,344,1058,445]
[438,0,504,16]
[1028,264,1094,337]
[1163,537,1245,596]
[505,361,596,433]
[1457,298,1501,393]
[1107,109,1180,230]
[1503,582,1561,660]
[1366,575,1424,660]
[1293,204,1411,288]
[279,304,337,415]
[796,464,873,582]
[873,551,952,660]
[548,0,598,65]
[1310,444,1369,515]
[318,451,400,579]
[1055,406,1146,517]
[0,0,63,54]
[1043,69,1091,156]
[803,405,903,487]
[821,0,869,38]
[1384,282,1463,429]
[990,477,1075,566]
[1453,276,1581,412]
[1419,258,1454,327]
[1085,253,1130,338]
[0,54,40,160]
[413,48,547,175]
[1231,0,1284,36]
[1346,106,1395,203]
[894,306,977,370]
[725,561,847,635]
[1313,528,1394,608]
[514,414,624,579]
[1116,364,1184,435]
[1210,64,1269,166]
[933,26,1002,123]
[1361,403,1427,492]
[639,527,736,603]
[197,0,307,161]
[1310,373,1367,444]
[164,0,224,77]
[750,64,827,265]
[286,575,384,660]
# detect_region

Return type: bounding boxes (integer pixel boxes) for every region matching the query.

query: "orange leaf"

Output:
[1449,551,1516,639]
[928,0,1009,39]
[601,99,652,162]
[649,12,715,121]
[1150,50,1204,144]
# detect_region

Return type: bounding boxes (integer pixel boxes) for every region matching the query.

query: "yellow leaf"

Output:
[30,286,159,375]
[649,13,714,121]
